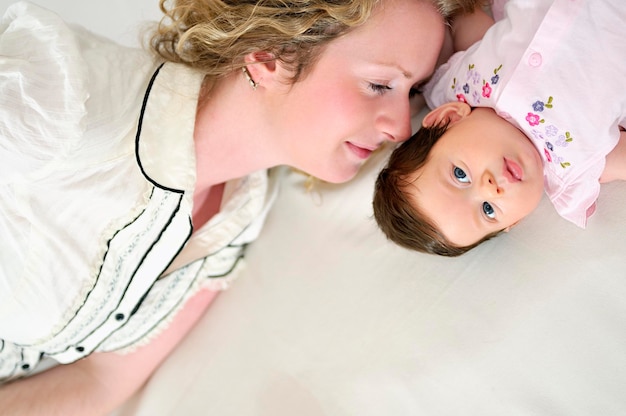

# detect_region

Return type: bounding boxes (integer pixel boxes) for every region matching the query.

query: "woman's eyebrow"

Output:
[371,61,413,78]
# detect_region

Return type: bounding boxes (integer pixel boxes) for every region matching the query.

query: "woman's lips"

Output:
[503,157,523,183]
[346,142,374,160]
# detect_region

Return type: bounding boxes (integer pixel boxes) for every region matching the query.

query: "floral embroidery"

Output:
[531,96,553,112]
[447,62,575,170]
[545,125,558,137]
[544,149,552,162]
[450,63,502,106]
[555,131,573,147]
[525,96,573,169]
[481,65,502,98]
[482,82,492,98]
[526,112,543,126]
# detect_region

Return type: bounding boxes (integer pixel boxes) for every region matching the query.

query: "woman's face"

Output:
[273,0,446,183]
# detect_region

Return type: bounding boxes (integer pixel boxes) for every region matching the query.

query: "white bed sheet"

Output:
[2,1,626,415]
[112,149,626,416]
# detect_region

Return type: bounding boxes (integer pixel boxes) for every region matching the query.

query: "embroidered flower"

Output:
[524,96,572,169]
[456,93,467,103]
[467,65,480,85]
[472,91,481,103]
[545,125,558,137]
[533,96,553,112]
[482,82,492,98]
[555,132,573,147]
[491,64,502,86]
[463,83,470,94]
[544,148,552,162]
[530,129,544,141]
[526,112,542,126]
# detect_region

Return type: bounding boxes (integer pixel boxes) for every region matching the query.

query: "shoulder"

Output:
[0,2,154,176]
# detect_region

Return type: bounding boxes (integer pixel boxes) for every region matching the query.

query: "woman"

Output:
[0,0,480,413]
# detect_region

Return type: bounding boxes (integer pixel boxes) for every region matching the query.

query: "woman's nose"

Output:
[378,99,413,143]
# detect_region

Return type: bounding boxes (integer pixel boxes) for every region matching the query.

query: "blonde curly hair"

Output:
[151,0,484,83]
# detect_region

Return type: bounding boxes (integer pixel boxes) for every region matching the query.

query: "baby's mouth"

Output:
[503,158,523,183]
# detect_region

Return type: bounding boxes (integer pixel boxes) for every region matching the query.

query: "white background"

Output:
[0,0,161,47]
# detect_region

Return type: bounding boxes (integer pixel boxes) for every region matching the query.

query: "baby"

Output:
[373,0,626,256]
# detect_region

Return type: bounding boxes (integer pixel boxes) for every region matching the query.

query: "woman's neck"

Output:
[192,74,282,191]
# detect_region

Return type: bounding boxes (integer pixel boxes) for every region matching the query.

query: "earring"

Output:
[242,66,257,90]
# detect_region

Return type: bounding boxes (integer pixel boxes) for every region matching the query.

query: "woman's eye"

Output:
[483,201,496,219]
[369,83,391,95]
[409,85,424,99]
[453,166,470,183]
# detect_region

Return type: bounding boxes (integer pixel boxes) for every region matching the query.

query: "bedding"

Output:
[2,1,626,415]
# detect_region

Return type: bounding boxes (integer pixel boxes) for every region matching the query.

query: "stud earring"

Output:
[242,66,257,90]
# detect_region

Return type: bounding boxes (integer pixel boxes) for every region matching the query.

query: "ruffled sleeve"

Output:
[0,1,89,179]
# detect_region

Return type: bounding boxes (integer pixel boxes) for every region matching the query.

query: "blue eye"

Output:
[483,201,496,219]
[453,166,470,183]
[369,83,391,95]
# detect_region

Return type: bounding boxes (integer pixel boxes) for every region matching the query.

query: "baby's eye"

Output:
[453,166,470,183]
[482,201,496,219]
[369,83,391,95]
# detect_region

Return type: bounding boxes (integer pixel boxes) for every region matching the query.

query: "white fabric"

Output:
[424,0,626,228]
[0,2,276,382]
[113,148,626,416]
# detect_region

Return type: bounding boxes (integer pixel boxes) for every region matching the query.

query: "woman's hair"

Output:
[150,0,486,83]
[373,122,502,257]
[151,0,378,83]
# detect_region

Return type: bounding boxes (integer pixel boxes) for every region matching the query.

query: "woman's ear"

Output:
[422,102,472,128]
[243,51,278,88]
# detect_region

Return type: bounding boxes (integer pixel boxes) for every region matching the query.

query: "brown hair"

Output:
[150,0,487,84]
[373,122,502,257]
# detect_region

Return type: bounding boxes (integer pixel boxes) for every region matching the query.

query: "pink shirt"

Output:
[424,0,626,227]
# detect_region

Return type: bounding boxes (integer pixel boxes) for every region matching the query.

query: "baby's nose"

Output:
[481,171,503,197]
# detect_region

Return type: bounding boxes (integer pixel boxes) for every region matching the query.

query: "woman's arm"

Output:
[0,288,219,416]
[600,129,626,183]
[449,8,494,52]
[413,7,494,117]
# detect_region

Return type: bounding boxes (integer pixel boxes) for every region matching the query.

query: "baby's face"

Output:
[408,107,545,247]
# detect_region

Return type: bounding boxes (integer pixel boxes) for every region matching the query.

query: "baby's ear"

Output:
[422,102,471,128]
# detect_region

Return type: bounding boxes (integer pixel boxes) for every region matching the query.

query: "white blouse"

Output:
[0,2,277,381]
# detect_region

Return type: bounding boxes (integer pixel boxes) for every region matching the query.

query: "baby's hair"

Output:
[373,121,501,257]
[150,0,486,84]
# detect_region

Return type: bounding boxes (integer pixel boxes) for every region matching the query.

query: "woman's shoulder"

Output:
[0,2,155,175]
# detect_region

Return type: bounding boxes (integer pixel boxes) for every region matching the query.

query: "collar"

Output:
[136,62,205,196]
